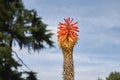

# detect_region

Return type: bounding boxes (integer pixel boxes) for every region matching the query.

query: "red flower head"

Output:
[57,17,79,48]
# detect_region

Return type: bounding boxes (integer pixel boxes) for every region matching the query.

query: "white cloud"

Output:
[13,48,120,80]
[78,14,120,49]
[74,53,120,80]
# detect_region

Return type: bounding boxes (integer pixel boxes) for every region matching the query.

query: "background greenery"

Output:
[0,0,54,80]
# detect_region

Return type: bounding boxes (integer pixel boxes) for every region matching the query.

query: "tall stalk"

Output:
[62,47,74,80]
[57,18,79,80]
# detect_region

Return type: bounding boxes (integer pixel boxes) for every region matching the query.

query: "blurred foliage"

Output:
[25,71,37,80]
[0,0,54,50]
[98,72,120,80]
[98,77,103,80]
[0,0,54,80]
[106,72,120,80]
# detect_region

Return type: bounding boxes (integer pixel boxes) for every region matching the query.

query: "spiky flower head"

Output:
[57,17,79,48]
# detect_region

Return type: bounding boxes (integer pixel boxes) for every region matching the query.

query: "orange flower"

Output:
[57,17,79,48]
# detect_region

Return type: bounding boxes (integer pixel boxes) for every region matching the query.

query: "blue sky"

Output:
[14,0,120,80]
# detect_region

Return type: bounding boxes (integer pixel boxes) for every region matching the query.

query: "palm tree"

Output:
[57,18,79,80]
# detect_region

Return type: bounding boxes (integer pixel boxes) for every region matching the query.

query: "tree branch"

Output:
[12,50,32,71]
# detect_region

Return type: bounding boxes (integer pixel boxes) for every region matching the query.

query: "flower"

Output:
[57,17,79,48]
